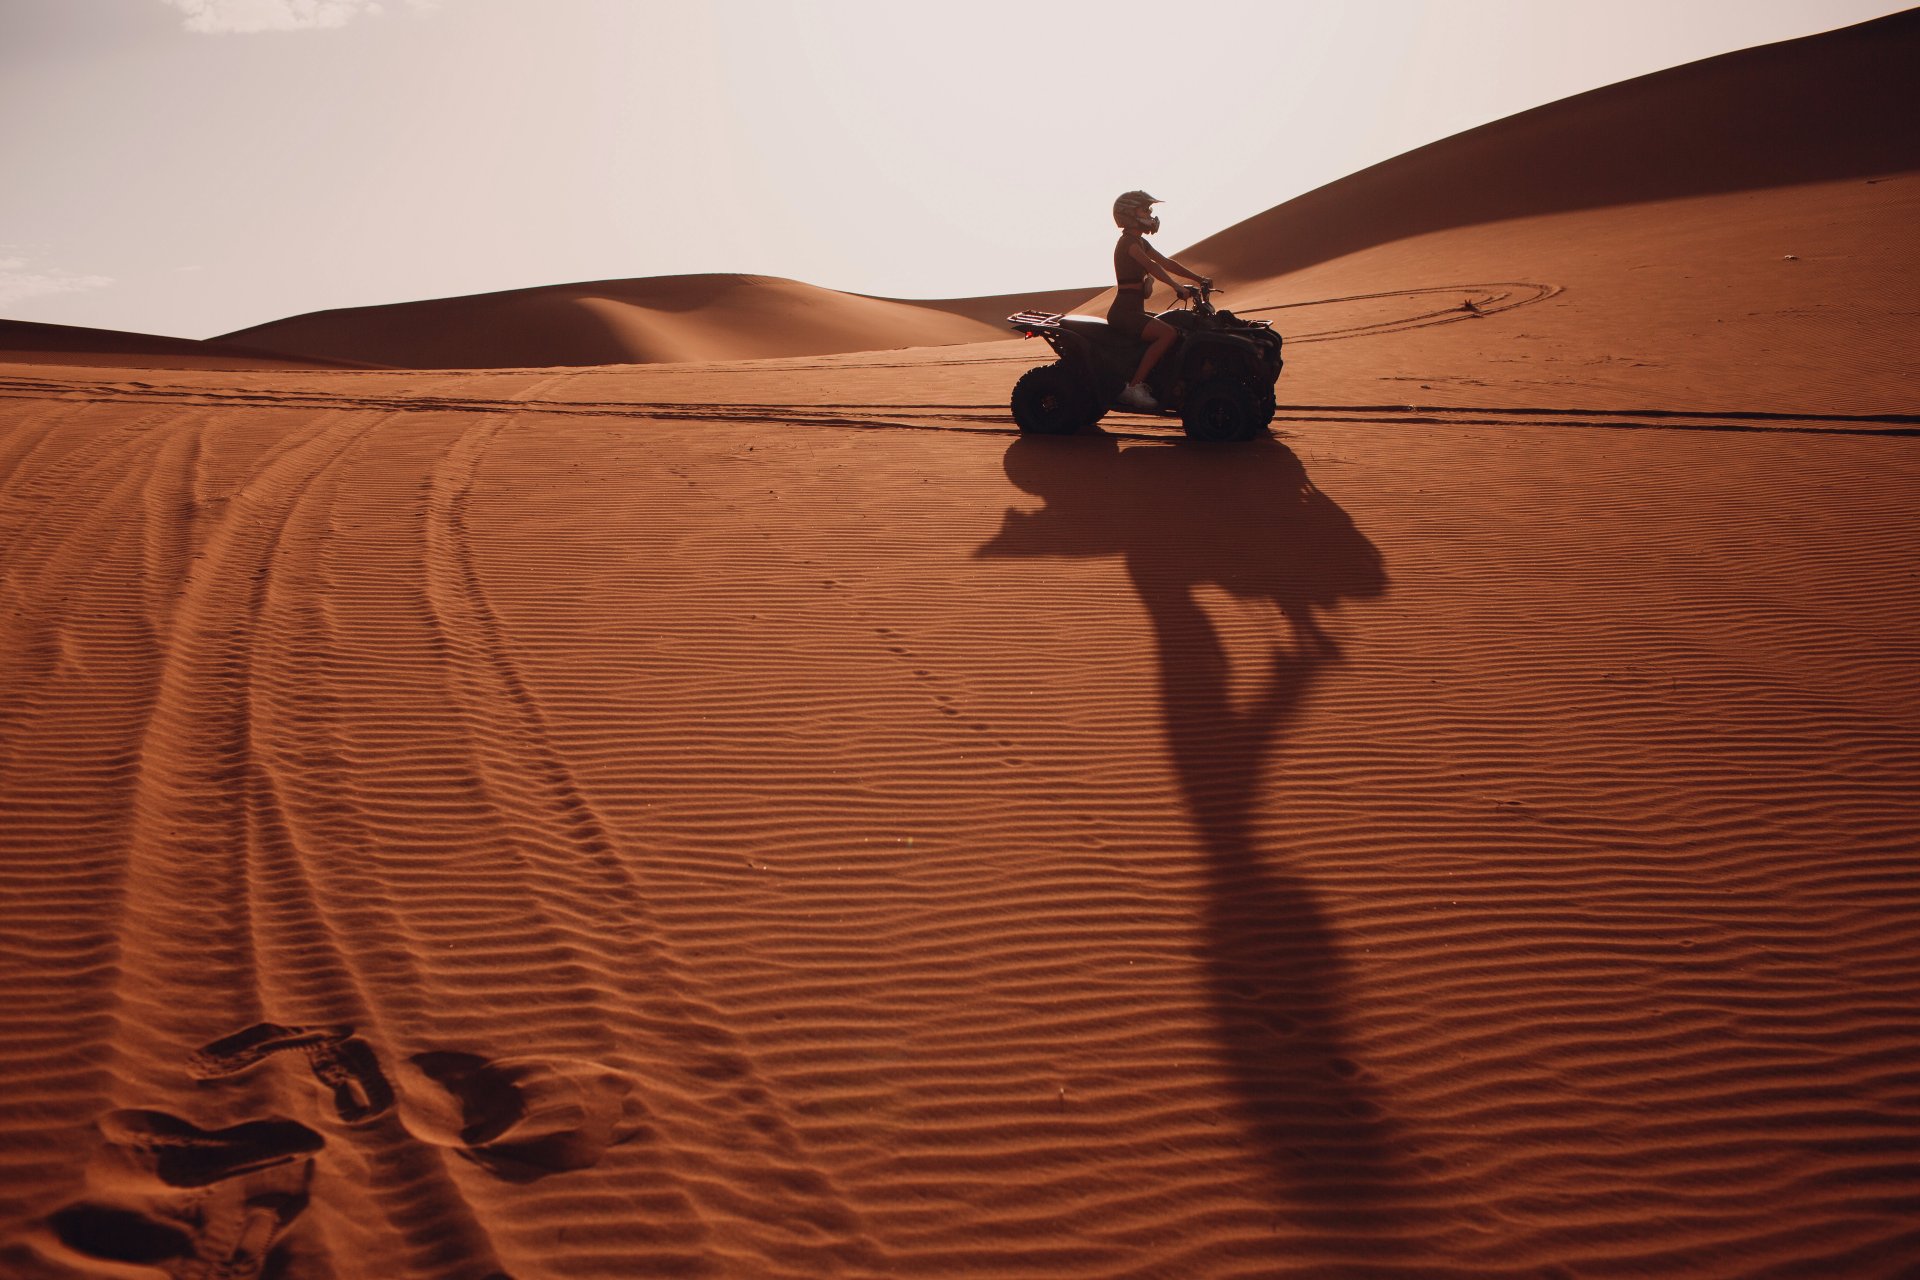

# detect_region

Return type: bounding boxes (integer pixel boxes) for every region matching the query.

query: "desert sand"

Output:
[2,10,1917,1279]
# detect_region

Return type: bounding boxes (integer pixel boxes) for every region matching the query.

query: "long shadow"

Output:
[976,433,1407,1231]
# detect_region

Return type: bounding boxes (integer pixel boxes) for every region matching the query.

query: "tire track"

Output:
[0,407,218,1266]
[235,411,516,1278]
[94,407,517,1280]
[1240,280,1563,342]
[0,407,394,1276]
[4,372,1912,440]
[417,414,877,1275]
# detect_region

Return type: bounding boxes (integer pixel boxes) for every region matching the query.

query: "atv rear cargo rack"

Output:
[1006,309,1065,334]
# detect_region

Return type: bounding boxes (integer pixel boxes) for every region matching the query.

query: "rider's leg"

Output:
[1119,317,1176,409]
[1129,317,1176,386]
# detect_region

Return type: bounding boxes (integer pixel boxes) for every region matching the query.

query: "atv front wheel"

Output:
[1011,364,1099,435]
[1182,377,1267,443]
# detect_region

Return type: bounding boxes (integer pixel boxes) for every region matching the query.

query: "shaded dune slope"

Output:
[216,275,1096,370]
[1175,7,1920,287]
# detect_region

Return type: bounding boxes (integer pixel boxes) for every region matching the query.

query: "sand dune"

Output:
[0,318,383,371]
[215,276,1099,370]
[1175,7,1920,292]
[2,10,1917,1280]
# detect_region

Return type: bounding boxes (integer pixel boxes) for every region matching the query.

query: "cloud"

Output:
[0,253,114,310]
[160,0,440,34]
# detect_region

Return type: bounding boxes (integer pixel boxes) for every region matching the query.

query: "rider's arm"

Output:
[1136,259,1198,301]
[1134,240,1209,284]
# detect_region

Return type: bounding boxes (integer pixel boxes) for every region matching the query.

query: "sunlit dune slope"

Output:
[215,274,1097,369]
[0,318,383,371]
[860,285,1099,327]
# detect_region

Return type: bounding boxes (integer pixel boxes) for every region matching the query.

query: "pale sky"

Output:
[2,0,1908,339]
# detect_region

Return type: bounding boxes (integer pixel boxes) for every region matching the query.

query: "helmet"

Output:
[1113,190,1161,234]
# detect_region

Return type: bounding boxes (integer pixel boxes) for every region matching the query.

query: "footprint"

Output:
[49,1119,317,1280]
[305,1035,396,1123]
[98,1108,323,1187]
[193,1172,313,1280]
[47,1202,192,1266]
[400,1051,646,1182]
[188,1022,353,1078]
[191,1022,395,1124]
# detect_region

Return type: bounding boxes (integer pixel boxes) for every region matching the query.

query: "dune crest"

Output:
[1176,7,1920,290]
[214,274,1098,370]
[0,317,382,371]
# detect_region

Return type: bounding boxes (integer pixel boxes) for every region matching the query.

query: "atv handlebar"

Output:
[1179,278,1219,313]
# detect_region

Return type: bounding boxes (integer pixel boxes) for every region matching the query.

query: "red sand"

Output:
[2,12,1916,1279]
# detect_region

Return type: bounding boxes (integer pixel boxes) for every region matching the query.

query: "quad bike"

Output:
[1005,281,1283,441]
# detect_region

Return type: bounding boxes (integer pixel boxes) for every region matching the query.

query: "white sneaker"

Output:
[1118,382,1158,411]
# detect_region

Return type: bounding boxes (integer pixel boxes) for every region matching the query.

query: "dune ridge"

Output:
[0,317,385,371]
[213,276,1098,371]
[1175,6,1920,290]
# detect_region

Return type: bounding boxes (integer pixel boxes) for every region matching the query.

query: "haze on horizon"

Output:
[2,0,1908,340]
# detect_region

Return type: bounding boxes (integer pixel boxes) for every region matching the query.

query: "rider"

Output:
[1109,191,1211,411]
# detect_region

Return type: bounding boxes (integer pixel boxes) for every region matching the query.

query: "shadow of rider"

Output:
[976,433,1409,1229]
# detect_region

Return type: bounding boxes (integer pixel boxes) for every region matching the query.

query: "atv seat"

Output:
[1057,315,1115,338]
[1004,310,1148,356]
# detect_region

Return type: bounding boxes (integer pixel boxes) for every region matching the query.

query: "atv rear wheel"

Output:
[1011,364,1099,435]
[1182,377,1267,443]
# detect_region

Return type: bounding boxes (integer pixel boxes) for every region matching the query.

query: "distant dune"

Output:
[214,275,1099,370]
[0,317,382,370]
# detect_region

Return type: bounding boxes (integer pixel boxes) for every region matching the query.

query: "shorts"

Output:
[1106,295,1150,340]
